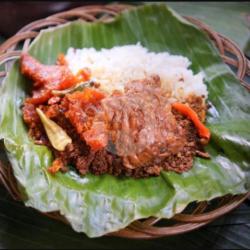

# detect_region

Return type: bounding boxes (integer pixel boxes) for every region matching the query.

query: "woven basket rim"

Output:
[0,3,249,239]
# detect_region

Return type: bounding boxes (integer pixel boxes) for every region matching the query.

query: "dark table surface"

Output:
[0,2,250,249]
[0,186,250,249]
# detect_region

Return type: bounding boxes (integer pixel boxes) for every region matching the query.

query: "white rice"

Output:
[65,43,207,100]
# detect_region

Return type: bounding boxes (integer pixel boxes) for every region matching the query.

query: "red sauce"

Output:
[21,53,76,90]
[65,88,107,151]
[20,53,92,105]
[25,89,52,105]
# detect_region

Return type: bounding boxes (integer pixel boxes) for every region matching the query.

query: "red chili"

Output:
[172,102,210,140]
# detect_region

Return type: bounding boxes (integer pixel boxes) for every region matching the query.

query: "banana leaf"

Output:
[165,2,250,55]
[0,4,250,238]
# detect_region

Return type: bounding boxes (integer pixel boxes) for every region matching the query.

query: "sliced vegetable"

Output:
[52,80,95,96]
[36,108,72,151]
[172,102,211,140]
[48,158,64,174]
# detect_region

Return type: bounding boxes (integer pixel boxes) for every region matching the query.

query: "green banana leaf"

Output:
[0,4,250,238]
[164,2,250,56]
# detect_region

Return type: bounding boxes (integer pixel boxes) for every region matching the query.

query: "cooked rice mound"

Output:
[66,43,207,100]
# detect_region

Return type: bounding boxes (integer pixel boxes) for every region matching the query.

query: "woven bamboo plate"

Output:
[0,4,249,239]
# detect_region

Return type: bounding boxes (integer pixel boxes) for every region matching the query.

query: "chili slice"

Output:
[172,102,210,140]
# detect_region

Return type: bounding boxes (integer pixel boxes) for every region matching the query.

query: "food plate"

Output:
[0,4,249,238]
